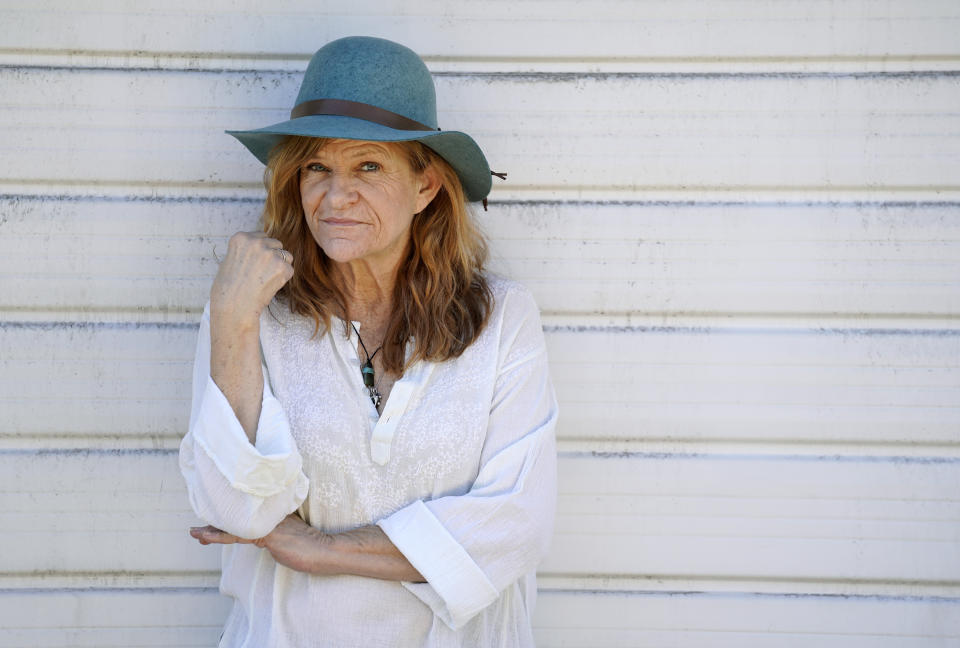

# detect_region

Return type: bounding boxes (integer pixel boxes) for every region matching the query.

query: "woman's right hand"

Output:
[210,231,294,329]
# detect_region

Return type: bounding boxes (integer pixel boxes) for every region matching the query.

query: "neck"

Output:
[333,259,396,328]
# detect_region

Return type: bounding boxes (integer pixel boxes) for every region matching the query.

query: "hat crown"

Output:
[295,36,438,130]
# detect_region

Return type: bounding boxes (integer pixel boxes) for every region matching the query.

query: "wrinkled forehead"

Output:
[308,138,408,160]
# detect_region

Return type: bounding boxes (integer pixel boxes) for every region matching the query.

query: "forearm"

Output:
[207,230,293,444]
[209,309,263,444]
[249,516,424,582]
[320,525,424,582]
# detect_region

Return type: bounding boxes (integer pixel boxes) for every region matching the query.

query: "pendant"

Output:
[362,359,376,388]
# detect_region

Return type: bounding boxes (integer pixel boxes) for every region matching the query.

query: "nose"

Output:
[326,172,358,210]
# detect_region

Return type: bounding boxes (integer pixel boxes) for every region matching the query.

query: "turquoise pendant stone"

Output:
[362,360,376,388]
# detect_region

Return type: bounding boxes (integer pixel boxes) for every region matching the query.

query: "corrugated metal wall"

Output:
[2,1,959,645]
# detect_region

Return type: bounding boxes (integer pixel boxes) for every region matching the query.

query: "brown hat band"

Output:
[290,98,439,132]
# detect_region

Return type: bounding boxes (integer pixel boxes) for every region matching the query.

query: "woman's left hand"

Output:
[190,514,328,573]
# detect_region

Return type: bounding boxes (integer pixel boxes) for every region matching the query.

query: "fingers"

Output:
[211,232,295,321]
[189,525,259,546]
[261,235,283,248]
[260,235,288,258]
[189,525,227,545]
[275,248,294,265]
[255,235,293,266]
[226,231,283,253]
[225,232,293,268]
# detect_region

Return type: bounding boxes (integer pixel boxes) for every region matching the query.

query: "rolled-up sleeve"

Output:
[179,304,309,539]
[378,287,558,630]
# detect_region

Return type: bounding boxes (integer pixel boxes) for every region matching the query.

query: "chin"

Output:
[319,242,369,264]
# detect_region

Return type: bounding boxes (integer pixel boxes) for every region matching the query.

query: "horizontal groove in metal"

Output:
[1,453,957,592]
[2,323,957,450]
[3,69,958,191]
[3,199,958,318]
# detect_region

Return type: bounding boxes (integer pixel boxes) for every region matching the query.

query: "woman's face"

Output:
[299,139,439,270]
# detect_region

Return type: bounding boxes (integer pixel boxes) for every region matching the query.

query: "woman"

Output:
[179,36,558,646]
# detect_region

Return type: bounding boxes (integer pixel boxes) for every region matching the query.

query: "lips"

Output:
[321,218,365,226]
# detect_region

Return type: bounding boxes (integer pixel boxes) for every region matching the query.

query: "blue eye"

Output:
[360,162,381,172]
[304,163,329,173]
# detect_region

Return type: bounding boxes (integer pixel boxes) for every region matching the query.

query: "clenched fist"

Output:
[210,231,294,329]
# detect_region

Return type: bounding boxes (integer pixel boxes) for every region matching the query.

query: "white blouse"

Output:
[179,276,558,647]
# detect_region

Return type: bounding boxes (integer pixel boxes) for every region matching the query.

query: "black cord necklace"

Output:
[351,322,383,410]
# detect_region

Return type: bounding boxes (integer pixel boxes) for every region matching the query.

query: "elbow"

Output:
[228,514,282,541]
[522,500,557,574]
[180,437,308,540]
[186,483,284,539]
[527,432,558,567]
[533,502,556,566]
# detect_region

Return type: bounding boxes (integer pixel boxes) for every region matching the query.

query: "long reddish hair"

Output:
[262,136,492,374]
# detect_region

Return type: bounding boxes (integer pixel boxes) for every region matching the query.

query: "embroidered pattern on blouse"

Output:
[259,286,514,531]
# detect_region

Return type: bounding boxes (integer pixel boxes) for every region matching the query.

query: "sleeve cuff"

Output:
[191,376,303,497]
[378,499,499,630]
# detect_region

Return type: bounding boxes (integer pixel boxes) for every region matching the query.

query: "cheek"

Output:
[299,194,322,244]
[304,215,320,244]
[300,185,315,214]
[300,188,321,224]
[381,214,415,248]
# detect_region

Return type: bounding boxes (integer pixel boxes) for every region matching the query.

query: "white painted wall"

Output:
[1,1,958,645]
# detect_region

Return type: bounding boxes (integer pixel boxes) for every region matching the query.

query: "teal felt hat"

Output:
[227,36,493,203]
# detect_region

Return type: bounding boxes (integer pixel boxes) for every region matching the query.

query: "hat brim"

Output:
[227,115,492,203]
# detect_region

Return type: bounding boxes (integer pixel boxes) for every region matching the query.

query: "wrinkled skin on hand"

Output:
[190,514,328,573]
[210,230,294,327]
